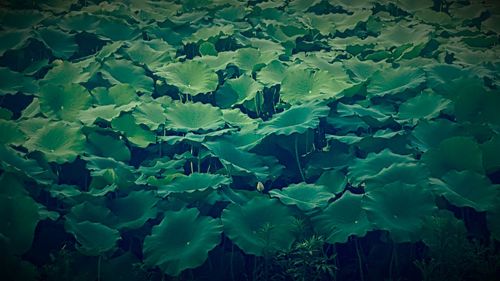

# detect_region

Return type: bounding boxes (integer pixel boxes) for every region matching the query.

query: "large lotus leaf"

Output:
[39,83,91,121]
[315,169,347,194]
[143,208,222,276]
[132,102,167,130]
[111,113,156,148]
[165,102,224,133]
[481,135,500,174]
[336,102,392,124]
[312,191,371,243]
[158,173,231,195]
[367,66,426,97]
[221,109,259,131]
[234,47,278,73]
[0,30,30,56]
[482,14,500,34]
[411,119,462,151]
[0,146,55,184]
[78,103,138,125]
[0,119,26,145]
[280,67,352,104]
[124,39,175,69]
[183,24,235,44]
[86,131,131,162]
[64,220,120,256]
[41,60,91,86]
[108,190,159,230]
[269,183,334,211]
[376,22,431,49]
[156,60,218,96]
[35,26,77,59]
[0,175,40,255]
[422,136,483,176]
[217,75,264,107]
[24,121,85,163]
[0,9,45,29]
[397,90,451,122]
[66,201,117,227]
[364,163,430,191]
[222,197,296,256]
[256,60,287,86]
[84,156,137,189]
[92,84,137,106]
[431,170,499,212]
[348,149,416,185]
[93,16,140,41]
[101,59,153,94]
[362,182,437,243]
[0,67,38,95]
[257,102,330,136]
[204,140,281,181]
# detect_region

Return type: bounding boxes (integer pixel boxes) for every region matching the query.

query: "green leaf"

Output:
[108,190,159,230]
[132,102,167,130]
[165,102,224,133]
[64,220,120,256]
[111,113,156,148]
[269,183,334,211]
[315,169,347,194]
[24,121,85,164]
[0,67,38,95]
[35,27,77,59]
[39,83,91,121]
[257,102,330,136]
[397,90,451,122]
[432,170,499,212]
[362,182,437,243]
[157,173,231,195]
[0,30,30,56]
[0,119,26,145]
[367,66,426,97]
[41,60,91,86]
[143,208,222,276]
[92,84,137,106]
[156,60,218,96]
[216,75,264,107]
[422,136,483,176]
[86,131,131,162]
[101,59,153,94]
[313,191,371,243]
[222,197,296,256]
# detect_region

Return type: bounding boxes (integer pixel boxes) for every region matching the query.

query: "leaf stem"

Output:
[354,238,365,281]
[294,134,306,182]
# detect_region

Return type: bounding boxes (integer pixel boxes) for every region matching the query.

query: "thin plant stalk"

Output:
[294,134,306,182]
[354,238,365,281]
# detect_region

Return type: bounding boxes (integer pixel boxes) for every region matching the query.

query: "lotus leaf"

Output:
[0,175,40,255]
[64,220,120,256]
[86,131,131,162]
[397,90,451,122]
[280,67,351,104]
[124,39,175,68]
[363,182,437,243]
[24,121,85,163]
[315,169,347,194]
[157,172,231,195]
[143,208,222,276]
[222,197,296,256]
[0,119,26,145]
[66,201,117,227]
[256,60,287,86]
[234,48,277,73]
[216,75,264,107]
[431,170,499,212]
[39,83,91,121]
[41,60,91,86]
[102,58,153,94]
[422,136,484,176]
[257,102,330,136]
[156,60,218,96]
[0,67,38,95]
[35,26,78,59]
[367,66,426,97]
[108,190,159,230]
[165,102,224,133]
[411,119,462,151]
[132,102,167,130]
[111,113,156,148]
[204,140,281,181]
[364,163,430,190]
[0,30,30,57]
[481,135,500,174]
[78,103,138,125]
[92,84,137,106]
[313,191,371,243]
[269,183,334,211]
[348,149,416,185]
[0,146,55,184]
